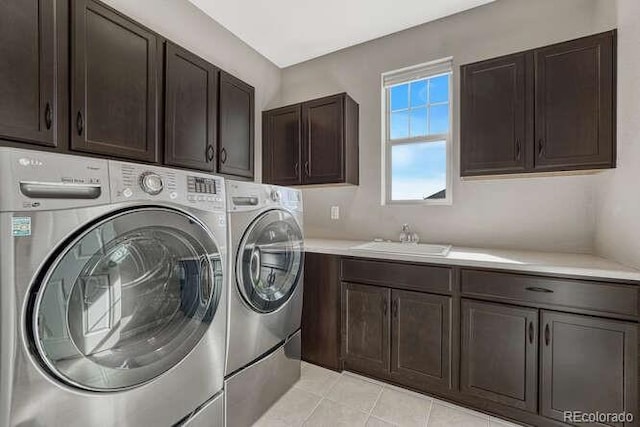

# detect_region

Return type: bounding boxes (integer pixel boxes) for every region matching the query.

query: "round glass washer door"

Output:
[236,209,303,313]
[30,207,223,392]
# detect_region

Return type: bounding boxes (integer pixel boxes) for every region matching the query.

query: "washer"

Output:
[0,148,227,427]
[224,180,304,427]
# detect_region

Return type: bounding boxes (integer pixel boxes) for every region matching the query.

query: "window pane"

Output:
[410,80,427,107]
[391,141,446,201]
[390,110,409,139]
[390,84,409,111]
[429,104,449,134]
[429,74,449,103]
[409,107,427,137]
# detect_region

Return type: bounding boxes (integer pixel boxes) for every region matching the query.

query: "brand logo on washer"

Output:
[18,158,43,167]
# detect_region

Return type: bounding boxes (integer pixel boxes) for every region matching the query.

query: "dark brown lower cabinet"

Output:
[341,282,390,377]
[461,299,538,413]
[301,253,341,371]
[391,290,452,392]
[541,311,638,426]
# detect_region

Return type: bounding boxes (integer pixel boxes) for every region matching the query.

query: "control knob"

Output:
[270,189,282,202]
[139,172,164,195]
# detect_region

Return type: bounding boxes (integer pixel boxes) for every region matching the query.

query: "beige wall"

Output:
[595,0,640,268]
[278,0,617,253]
[102,0,282,180]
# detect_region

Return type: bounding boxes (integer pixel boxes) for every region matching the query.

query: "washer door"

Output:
[31,207,223,392]
[236,209,303,313]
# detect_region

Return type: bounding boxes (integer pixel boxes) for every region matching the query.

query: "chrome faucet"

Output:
[399,224,420,244]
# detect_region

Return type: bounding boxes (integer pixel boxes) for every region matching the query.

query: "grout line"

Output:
[301,396,325,425]
[368,385,385,415]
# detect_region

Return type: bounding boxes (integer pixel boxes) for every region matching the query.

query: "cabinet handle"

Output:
[528,321,534,344]
[515,139,521,161]
[76,111,84,136]
[294,162,300,178]
[392,299,398,318]
[382,298,388,316]
[538,139,544,158]
[525,287,554,293]
[206,145,215,162]
[44,102,52,130]
[220,148,227,164]
[544,323,550,346]
[304,161,310,176]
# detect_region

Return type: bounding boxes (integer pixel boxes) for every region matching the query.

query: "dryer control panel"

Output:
[226,181,302,213]
[109,161,225,212]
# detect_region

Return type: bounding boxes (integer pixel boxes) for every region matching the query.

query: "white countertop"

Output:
[304,238,640,282]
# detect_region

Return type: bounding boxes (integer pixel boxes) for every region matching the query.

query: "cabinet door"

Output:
[534,31,615,170]
[0,0,67,148]
[390,290,452,392]
[262,105,302,186]
[541,311,638,426]
[460,53,529,176]
[302,94,344,184]
[461,300,538,412]
[301,253,341,371]
[71,0,159,162]
[342,282,390,377]
[218,71,254,179]
[164,42,217,172]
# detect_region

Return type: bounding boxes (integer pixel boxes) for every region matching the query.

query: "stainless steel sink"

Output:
[350,241,452,257]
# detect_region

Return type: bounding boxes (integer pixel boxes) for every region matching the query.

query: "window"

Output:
[382,58,453,204]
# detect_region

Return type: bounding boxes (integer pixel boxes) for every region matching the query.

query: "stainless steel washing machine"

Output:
[224,180,304,427]
[0,148,227,427]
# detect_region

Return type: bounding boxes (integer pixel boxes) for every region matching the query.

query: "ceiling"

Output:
[188,0,495,68]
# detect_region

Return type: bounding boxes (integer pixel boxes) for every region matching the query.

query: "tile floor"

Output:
[254,362,524,427]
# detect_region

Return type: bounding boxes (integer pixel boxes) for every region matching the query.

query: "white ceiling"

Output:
[188,0,494,68]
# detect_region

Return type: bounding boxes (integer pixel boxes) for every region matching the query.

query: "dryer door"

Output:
[30,207,223,392]
[236,209,304,313]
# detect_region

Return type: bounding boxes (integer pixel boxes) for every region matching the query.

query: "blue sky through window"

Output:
[387,73,450,201]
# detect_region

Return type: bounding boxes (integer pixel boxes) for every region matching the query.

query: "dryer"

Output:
[224,180,304,427]
[0,148,227,427]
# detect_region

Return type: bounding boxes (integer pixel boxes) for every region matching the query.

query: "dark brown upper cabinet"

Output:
[461,299,538,413]
[71,0,160,163]
[341,282,390,377]
[0,0,68,148]
[391,290,452,393]
[262,105,302,186]
[540,311,637,426]
[534,32,615,171]
[218,71,255,180]
[461,53,529,176]
[461,30,616,177]
[164,42,218,172]
[262,93,359,186]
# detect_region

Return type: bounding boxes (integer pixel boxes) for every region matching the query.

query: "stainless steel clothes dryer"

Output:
[0,148,227,427]
[224,180,304,427]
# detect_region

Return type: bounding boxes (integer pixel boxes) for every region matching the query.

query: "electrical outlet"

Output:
[330,206,340,220]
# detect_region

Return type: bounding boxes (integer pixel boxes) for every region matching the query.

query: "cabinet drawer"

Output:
[461,269,639,319]
[342,258,452,294]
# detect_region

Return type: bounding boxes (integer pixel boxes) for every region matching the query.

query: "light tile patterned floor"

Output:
[254,362,524,427]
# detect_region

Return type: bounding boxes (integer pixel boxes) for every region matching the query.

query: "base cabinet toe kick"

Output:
[302,254,639,427]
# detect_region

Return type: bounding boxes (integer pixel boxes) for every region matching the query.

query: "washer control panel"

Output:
[109,161,225,211]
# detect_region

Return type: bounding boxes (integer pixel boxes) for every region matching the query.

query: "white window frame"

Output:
[381,57,453,206]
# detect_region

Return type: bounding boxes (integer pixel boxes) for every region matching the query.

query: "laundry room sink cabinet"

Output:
[262,93,359,186]
[340,259,454,393]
